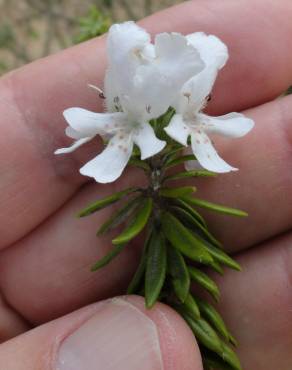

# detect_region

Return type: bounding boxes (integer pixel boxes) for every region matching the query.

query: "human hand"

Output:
[0,1,291,369]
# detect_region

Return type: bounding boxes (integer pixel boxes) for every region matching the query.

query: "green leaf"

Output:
[167,246,190,302]
[188,267,220,301]
[202,352,235,370]
[204,244,241,272]
[183,315,223,354]
[91,244,126,271]
[79,188,139,217]
[97,196,141,236]
[145,230,167,308]
[171,205,222,248]
[127,234,150,295]
[159,186,196,198]
[183,294,200,319]
[182,197,248,218]
[196,298,235,345]
[164,169,216,182]
[219,343,242,370]
[165,154,196,168]
[209,260,224,275]
[172,198,207,227]
[162,144,183,164]
[128,157,151,171]
[112,198,153,245]
[161,212,214,265]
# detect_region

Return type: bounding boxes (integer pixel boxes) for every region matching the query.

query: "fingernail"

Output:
[56,298,163,370]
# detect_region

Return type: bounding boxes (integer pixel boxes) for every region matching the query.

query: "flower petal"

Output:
[184,159,204,171]
[133,122,166,160]
[107,21,150,67]
[191,131,237,173]
[199,113,255,138]
[65,126,84,139]
[125,32,205,120]
[177,66,218,114]
[187,32,228,70]
[63,108,127,136]
[164,114,190,146]
[106,22,151,106]
[154,32,204,90]
[55,137,92,154]
[79,134,133,183]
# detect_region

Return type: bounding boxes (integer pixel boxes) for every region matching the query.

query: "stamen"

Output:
[183,92,191,102]
[88,84,106,99]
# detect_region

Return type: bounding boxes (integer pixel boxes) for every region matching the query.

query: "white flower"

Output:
[165,33,254,173]
[55,22,205,183]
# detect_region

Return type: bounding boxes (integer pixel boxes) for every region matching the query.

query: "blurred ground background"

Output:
[0,0,183,75]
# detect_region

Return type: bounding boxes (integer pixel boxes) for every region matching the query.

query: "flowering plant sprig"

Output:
[55,22,254,370]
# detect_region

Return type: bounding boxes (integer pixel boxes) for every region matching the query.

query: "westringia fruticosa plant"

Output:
[55,22,254,370]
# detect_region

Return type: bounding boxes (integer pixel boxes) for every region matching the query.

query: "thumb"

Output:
[0,296,203,370]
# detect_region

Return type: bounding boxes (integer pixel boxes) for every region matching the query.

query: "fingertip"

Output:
[124,295,203,370]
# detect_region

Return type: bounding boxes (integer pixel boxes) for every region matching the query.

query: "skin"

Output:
[0,0,292,369]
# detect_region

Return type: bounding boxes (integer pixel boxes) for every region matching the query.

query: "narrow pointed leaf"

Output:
[182,197,248,217]
[196,298,233,344]
[188,267,220,301]
[164,169,216,182]
[79,187,139,217]
[128,158,151,171]
[91,244,126,271]
[167,246,190,302]
[183,315,223,354]
[209,260,224,275]
[112,198,153,245]
[183,294,200,319]
[165,154,196,168]
[161,212,213,265]
[220,343,242,370]
[171,205,222,248]
[160,186,196,198]
[97,196,141,236]
[145,230,167,308]
[172,198,207,227]
[127,232,151,294]
[204,244,241,271]
[202,353,235,370]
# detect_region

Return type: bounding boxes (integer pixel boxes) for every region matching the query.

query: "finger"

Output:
[194,94,292,251]
[1,0,292,249]
[2,92,292,324]
[0,293,30,342]
[211,231,292,370]
[0,296,203,370]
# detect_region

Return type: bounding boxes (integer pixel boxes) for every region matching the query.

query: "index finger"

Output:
[0,0,292,249]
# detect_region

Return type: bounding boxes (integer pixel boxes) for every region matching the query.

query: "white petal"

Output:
[191,131,237,173]
[133,122,166,160]
[164,114,190,146]
[178,66,218,114]
[126,32,205,120]
[55,137,92,154]
[128,67,174,119]
[106,22,151,103]
[107,22,150,66]
[187,32,228,70]
[104,68,122,113]
[154,32,204,89]
[79,134,133,183]
[185,159,204,171]
[65,126,84,139]
[200,113,255,138]
[63,108,127,136]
